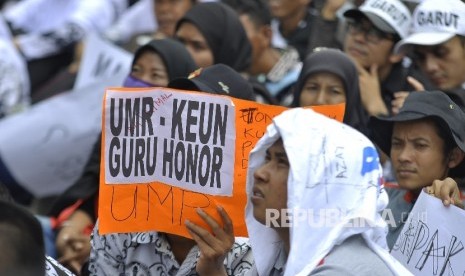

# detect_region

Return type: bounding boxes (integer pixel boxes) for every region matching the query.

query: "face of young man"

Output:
[390,119,449,193]
[344,18,396,70]
[154,0,195,37]
[251,139,289,227]
[412,36,465,91]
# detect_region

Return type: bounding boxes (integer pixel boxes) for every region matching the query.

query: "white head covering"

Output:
[245,108,411,276]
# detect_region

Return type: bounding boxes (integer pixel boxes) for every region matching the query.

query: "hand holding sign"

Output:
[426,177,464,208]
[99,87,345,238]
[391,190,465,275]
[185,206,233,276]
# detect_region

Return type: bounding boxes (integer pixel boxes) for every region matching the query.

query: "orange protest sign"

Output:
[98,87,344,238]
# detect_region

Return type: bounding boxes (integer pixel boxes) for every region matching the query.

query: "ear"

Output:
[388,52,404,64]
[447,147,465,169]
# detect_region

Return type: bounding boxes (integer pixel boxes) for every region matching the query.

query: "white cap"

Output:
[395,0,465,53]
[344,0,412,39]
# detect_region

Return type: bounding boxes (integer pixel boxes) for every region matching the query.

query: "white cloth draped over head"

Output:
[245,108,411,276]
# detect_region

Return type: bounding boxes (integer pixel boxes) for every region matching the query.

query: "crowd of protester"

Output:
[0,0,465,275]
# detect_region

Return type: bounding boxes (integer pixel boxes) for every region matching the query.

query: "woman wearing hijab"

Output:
[175,2,252,73]
[122,38,198,88]
[42,38,198,274]
[292,48,370,137]
[89,63,255,275]
[187,108,412,275]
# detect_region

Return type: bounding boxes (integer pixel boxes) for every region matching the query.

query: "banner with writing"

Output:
[104,89,236,196]
[391,190,465,275]
[99,87,345,237]
[74,32,132,90]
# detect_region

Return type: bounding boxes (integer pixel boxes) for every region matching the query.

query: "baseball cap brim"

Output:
[370,112,422,156]
[344,9,397,34]
[168,78,216,94]
[394,32,455,54]
[370,112,465,156]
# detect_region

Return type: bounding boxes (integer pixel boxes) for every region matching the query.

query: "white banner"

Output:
[0,74,127,197]
[391,190,465,275]
[104,88,236,196]
[74,32,132,90]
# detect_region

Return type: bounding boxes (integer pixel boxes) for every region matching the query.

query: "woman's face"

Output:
[154,0,194,37]
[131,51,169,86]
[176,22,214,68]
[299,72,346,106]
[251,139,289,227]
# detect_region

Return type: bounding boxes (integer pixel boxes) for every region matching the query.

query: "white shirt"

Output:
[45,255,75,276]
[89,221,253,275]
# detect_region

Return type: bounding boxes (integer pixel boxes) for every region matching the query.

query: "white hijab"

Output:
[245,108,411,276]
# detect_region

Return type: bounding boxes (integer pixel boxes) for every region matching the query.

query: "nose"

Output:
[253,163,269,184]
[396,145,413,163]
[314,90,326,105]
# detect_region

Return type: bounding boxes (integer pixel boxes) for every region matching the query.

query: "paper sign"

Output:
[391,190,465,275]
[104,89,236,196]
[74,33,132,90]
[99,87,345,237]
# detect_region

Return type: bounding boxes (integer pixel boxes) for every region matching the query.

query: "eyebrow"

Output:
[392,136,429,143]
[275,151,288,159]
[265,149,287,157]
[151,68,167,73]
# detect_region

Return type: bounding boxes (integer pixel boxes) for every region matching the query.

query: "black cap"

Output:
[370,90,465,156]
[168,64,255,101]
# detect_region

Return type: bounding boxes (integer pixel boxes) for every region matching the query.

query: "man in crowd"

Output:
[395,0,465,109]
[343,0,432,117]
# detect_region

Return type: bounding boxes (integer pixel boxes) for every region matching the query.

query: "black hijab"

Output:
[292,48,370,136]
[132,38,198,80]
[175,2,252,72]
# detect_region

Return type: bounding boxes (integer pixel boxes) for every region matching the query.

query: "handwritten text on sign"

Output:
[391,190,465,276]
[100,87,344,237]
[105,89,235,196]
